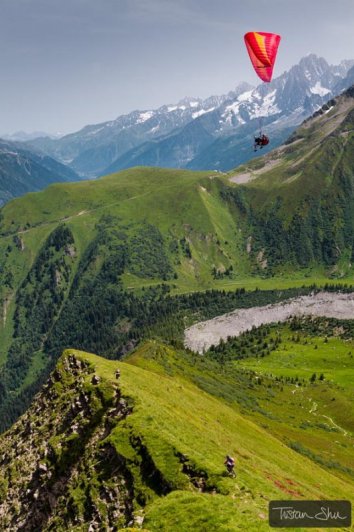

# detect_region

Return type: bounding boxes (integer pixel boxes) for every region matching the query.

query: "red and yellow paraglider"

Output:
[244,32,281,82]
[244,31,281,150]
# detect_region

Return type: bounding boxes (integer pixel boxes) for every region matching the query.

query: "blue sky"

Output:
[1,0,354,134]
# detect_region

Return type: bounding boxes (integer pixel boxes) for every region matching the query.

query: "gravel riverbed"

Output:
[184,291,354,353]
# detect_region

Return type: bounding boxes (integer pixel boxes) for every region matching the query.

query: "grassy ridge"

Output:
[78,344,354,530]
[1,160,354,428]
[3,343,352,530]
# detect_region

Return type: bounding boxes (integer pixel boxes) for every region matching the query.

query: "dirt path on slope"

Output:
[229,158,282,184]
[184,291,354,353]
[2,292,13,327]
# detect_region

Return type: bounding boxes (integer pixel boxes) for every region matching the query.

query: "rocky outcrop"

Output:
[0,352,135,531]
[0,346,231,530]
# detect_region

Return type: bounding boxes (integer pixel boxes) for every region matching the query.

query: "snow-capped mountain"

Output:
[196,54,353,137]
[28,83,252,178]
[29,55,354,176]
[183,54,354,170]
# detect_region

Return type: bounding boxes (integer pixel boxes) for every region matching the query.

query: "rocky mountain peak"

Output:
[26,54,354,178]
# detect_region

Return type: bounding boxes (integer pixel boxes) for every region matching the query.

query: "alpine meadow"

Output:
[1,4,354,530]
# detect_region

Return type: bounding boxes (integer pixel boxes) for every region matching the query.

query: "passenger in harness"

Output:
[254,133,269,151]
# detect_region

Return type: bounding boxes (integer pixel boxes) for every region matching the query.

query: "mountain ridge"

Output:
[27,55,354,176]
[0,139,81,206]
[0,344,352,530]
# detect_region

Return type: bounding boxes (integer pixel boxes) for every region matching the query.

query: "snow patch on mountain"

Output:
[221,88,279,127]
[192,107,215,119]
[310,81,331,96]
[237,89,254,102]
[137,111,155,123]
[250,90,280,119]
[221,98,248,126]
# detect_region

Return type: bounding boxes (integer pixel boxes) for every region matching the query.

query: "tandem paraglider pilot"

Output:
[244,31,281,151]
[254,133,269,151]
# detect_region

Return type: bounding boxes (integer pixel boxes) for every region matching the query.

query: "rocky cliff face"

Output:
[0,351,137,531]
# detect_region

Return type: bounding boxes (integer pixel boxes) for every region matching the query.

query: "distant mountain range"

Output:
[1,54,353,208]
[1,131,62,142]
[28,54,354,177]
[26,85,250,177]
[0,139,80,206]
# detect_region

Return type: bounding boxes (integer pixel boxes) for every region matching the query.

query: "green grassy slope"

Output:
[206,320,354,485]
[1,345,352,531]
[0,167,240,416]
[0,167,248,297]
[2,88,354,434]
[224,88,354,275]
[65,345,354,530]
[228,91,354,209]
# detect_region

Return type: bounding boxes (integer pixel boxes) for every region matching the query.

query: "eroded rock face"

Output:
[0,352,134,532]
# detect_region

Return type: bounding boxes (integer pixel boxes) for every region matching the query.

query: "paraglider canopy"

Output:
[244,32,281,82]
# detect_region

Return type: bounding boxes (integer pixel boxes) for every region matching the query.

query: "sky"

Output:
[1,0,354,135]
